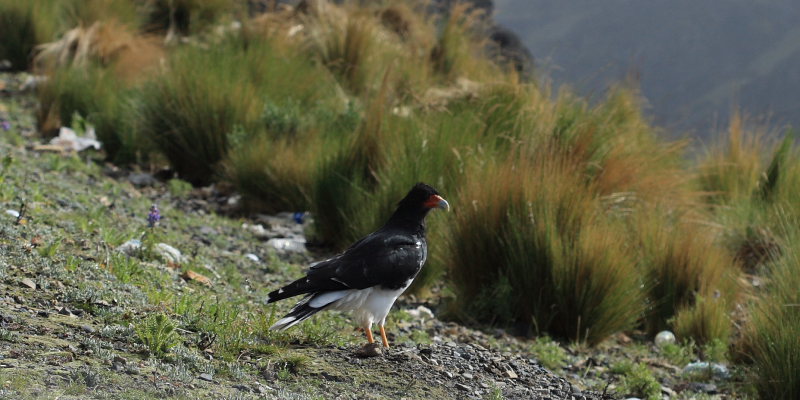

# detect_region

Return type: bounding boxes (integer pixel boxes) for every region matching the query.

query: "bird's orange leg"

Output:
[379,325,390,348]
[365,328,375,344]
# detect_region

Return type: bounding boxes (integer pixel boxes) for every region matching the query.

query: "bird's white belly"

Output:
[328,282,410,327]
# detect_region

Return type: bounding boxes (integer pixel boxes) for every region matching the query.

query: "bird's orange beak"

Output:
[424,194,450,211]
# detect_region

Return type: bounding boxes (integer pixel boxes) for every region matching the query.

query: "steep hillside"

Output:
[495,0,800,137]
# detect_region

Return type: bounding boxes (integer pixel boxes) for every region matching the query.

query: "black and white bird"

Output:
[266,183,449,348]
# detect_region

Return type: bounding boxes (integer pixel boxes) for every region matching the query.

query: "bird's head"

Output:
[398,182,450,213]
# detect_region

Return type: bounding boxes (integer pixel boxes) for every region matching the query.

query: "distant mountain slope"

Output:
[494,0,800,139]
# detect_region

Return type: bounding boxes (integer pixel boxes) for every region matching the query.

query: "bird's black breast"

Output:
[378,236,427,290]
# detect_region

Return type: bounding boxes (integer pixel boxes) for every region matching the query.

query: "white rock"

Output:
[266,238,306,253]
[5,209,19,218]
[245,253,260,262]
[116,239,142,256]
[655,330,676,348]
[683,362,730,379]
[155,243,186,264]
[406,305,435,320]
[242,223,270,239]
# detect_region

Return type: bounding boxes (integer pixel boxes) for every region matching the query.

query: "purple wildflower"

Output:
[0,121,10,131]
[147,204,162,228]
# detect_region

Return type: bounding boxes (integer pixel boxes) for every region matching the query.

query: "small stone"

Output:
[444,371,454,379]
[661,386,677,397]
[20,278,36,289]
[198,373,214,382]
[233,384,249,392]
[462,372,474,380]
[355,343,383,358]
[245,253,260,262]
[446,341,457,347]
[688,382,718,394]
[37,310,49,318]
[81,325,96,334]
[455,383,471,391]
[480,382,490,389]
[504,369,518,379]
[128,172,156,187]
[57,307,73,316]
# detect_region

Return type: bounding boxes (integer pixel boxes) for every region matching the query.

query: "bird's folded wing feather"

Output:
[267,232,424,302]
[308,233,423,289]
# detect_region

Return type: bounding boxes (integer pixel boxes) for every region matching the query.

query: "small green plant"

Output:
[529,337,568,370]
[483,385,504,400]
[0,327,18,342]
[615,362,661,400]
[167,179,193,198]
[38,238,62,259]
[135,313,182,357]
[701,338,729,363]
[107,253,144,284]
[275,353,309,380]
[410,330,432,345]
[659,341,696,366]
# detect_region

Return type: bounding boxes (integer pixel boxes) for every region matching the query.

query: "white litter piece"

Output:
[5,209,20,218]
[49,126,101,152]
[245,253,260,262]
[266,238,306,253]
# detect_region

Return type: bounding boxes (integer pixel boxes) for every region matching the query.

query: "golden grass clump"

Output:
[740,220,800,399]
[632,211,740,339]
[697,113,770,204]
[34,20,163,82]
[445,156,645,345]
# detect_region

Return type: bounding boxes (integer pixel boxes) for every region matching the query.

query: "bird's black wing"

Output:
[267,230,425,303]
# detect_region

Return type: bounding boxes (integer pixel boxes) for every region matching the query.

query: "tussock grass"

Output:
[0,0,61,70]
[36,64,142,161]
[445,158,645,345]
[34,20,163,82]
[144,0,238,37]
[306,12,376,94]
[698,113,770,204]
[139,39,261,184]
[225,134,319,212]
[430,3,492,82]
[741,219,800,399]
[633,211,739,341]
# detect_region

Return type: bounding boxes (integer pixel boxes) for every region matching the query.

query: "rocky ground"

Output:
[0,71,747,399]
